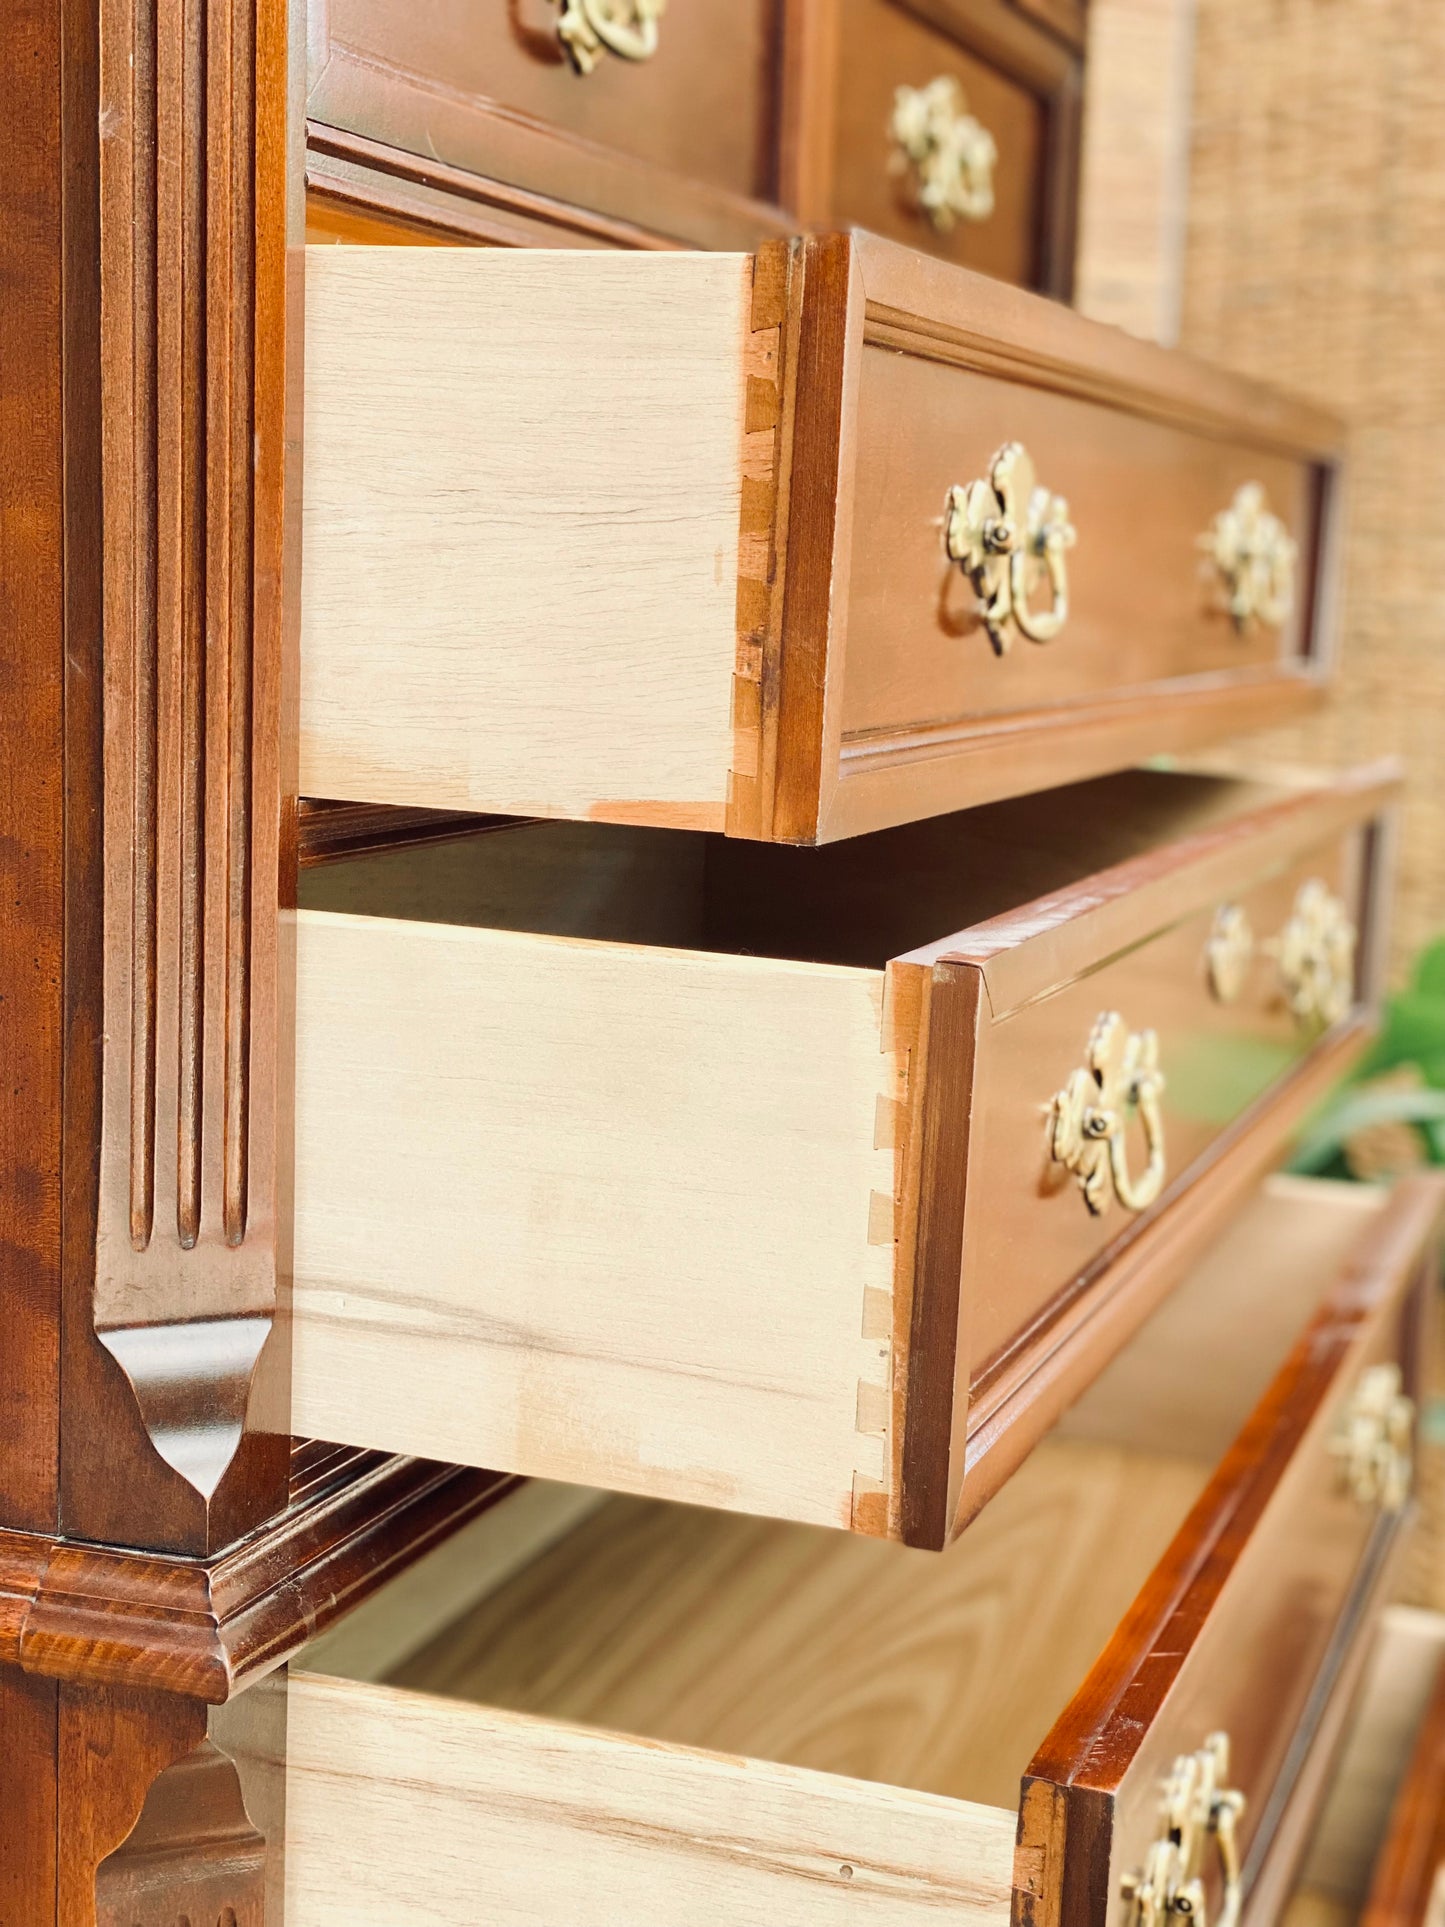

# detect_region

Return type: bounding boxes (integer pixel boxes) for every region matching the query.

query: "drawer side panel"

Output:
[283,1673,1017,1926]
[290,911,895,1529]
[299,249,748,827]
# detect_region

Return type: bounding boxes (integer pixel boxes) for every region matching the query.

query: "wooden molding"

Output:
[67,0,298,1553]
[1,1450,517,1702]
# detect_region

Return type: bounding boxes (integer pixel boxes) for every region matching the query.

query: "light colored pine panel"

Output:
[300,248,749,826]
[290,908,894,1530]
[283,1672,1017,1927]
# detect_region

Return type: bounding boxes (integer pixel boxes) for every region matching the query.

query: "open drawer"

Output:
[1280,1607,1445,1927]
[291,764,1397,1547]
[300,230,1342,844]
[251,1176,1443,1926]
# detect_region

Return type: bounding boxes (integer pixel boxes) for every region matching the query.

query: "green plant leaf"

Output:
[1286,1085,1445,1175]
[1414,937,1445,1000]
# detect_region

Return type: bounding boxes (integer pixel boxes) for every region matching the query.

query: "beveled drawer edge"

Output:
[925,759,1401,1018]
[850,231,1342,460]
[821,669,1329,844]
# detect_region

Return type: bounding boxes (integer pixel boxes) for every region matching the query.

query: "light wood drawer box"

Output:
[253,1175,1444,1926]
[817,0,1082,293]
[300,233,1343,844]
[290,765,1396,1549]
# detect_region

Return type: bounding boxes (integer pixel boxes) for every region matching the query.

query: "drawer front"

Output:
[840,347,1312,740]
[828,0,1055,288]
[306,0,783,247]
[960,830,1364,1384]
[766,232,1343,843]
[1020,1177,1444,1927]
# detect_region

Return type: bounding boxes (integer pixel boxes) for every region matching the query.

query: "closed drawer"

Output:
[305,0,785,249]
[822,0,1080,292]
[299,233,1343,844]
[254,1174,1443,1926]
[290,765,1395,1547]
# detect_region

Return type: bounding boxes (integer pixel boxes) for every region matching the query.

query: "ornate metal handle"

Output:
[1121,1733,1246,1927]
[1204,902,1256,1005]
[945,442,1076,655]
[1049,1012,1167,1217]
[1267,879,1357,1034]
[1332,1362,1413,1511]
[888,76,997,232]
[1200,482,1297,632]
[553,0,665,74]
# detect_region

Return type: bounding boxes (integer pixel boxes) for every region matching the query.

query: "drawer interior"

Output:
[299,765,1279,967]
[299,1179,1389,1819]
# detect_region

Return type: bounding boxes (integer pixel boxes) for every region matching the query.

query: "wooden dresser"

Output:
[3,0,1439,1921]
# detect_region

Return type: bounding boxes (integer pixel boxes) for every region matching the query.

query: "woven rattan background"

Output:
[1178,0,1445,983]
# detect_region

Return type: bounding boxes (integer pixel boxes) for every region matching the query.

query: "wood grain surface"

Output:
[305,0,789,248]
[386,1439,1210,1812]
[290,907,894,1529]
[282,1670,1017,1926]
[1290,1607,1445,1919]
[300,247,748,829]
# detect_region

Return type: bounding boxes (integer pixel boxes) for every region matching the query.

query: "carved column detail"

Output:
[95,1740,268,1926]
[83,0,294,1548]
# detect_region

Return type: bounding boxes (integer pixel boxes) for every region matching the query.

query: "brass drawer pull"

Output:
[553,0,665,74]
[945,442,1076,655]
[1200,481,1297,631]
[1122,1732,1245,1927]
[889,76,997,232]
[1268,878,1357,1034]
[1049,1012,1166,1217]
[1333,1362,1413,1511]
[1204,901,1256,1004]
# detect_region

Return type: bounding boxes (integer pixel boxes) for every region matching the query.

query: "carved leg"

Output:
[55,1679,286,1927]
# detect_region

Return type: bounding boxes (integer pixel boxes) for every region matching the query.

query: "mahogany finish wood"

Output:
[814,0,1082,294]
[304,0,792,251]
[1016,1174,1445,1927]
[2,0,75,1558]
[52,0,301,1560]
[0,1455,518,1702]
[1361,1642,1445,1925]
[765,230,1342,843]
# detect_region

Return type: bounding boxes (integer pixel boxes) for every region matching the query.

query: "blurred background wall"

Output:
[1079,0,1445,981]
